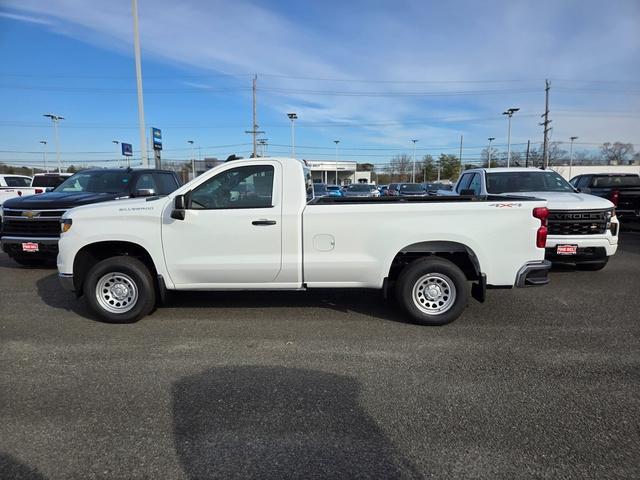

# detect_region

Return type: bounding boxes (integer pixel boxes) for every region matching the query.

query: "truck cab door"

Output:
[161,162,283,287]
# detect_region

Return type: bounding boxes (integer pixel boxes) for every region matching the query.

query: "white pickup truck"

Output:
[0,173,72,205]
[441,168,618,270]
[57,158,551,325]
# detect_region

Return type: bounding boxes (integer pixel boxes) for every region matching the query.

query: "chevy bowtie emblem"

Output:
[22,211,39,219]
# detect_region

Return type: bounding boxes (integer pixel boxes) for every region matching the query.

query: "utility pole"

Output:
[487,137,495,168]
[525,140,531,168]
[334,140,340,185]
[43,114,64,173]
[287,113,298,158]
[411,139,418,182]
[569,136,578,179]
[541,79,551,169]
[131,0,148,167]
[459,135,463,172]
[245,75,264,158]
[39,140,47,172]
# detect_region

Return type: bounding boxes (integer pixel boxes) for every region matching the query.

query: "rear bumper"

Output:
[545,246,607,263]
[515,260,552,288]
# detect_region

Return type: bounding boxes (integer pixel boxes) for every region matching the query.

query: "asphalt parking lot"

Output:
[1,233,639,479]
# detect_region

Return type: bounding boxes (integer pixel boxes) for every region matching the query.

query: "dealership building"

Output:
[304,160,372,185]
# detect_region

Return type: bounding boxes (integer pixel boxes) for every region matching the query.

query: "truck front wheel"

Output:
[396,257,469,326]
[84,256,156,323]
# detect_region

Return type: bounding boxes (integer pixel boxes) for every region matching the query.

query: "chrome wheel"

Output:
[412,273,456,315]
[95,272,138,314]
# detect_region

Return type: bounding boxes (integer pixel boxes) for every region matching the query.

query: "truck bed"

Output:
[312,194,540,204]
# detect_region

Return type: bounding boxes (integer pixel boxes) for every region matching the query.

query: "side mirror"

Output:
[171,194,186,220]
[135,188,156,197]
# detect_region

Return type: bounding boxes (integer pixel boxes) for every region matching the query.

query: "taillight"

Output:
[610,190,619,207]
[35,188,44,194]
[17,190,22,196]
[533,207,549,248]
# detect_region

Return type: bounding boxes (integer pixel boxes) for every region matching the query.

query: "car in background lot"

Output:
[342,183,380,197]
[398,183,427,197]
[377,184,388,196]
[313,183,329,197]
[426,182,452,195]
[570,173,640,226]
[325,185,344,197]
[386,183,400,196]
[0,173,72,205]
[442,167,618,270]
[1,168,181,265]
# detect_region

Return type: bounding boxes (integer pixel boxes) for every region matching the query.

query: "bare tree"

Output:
[600,142,635,165]
[388,154,412,182]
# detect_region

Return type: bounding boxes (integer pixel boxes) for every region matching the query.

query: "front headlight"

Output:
[60,218,73,233]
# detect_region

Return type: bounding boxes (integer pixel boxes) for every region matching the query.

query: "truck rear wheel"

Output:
[396,257,469,326]
[84,256,155,323]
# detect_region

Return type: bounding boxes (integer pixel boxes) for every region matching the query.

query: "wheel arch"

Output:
[73,241,158,296]
[386,241,481,283]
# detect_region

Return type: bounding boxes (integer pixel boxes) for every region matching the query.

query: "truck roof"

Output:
[468,167,546,173]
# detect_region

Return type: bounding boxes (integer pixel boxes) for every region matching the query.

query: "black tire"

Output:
[83,256,156,323]
[576,258,608,271]
[395,257,470,326]
[9,254,53,267]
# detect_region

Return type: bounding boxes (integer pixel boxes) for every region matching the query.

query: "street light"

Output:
[39,140,48,172]
[411,139,418,182]
[43,113,64,173]
[334,140,340,185]
[287,113,298,158]
[502,107,519,168]
[112,140,120,167]
[487,137,495,168]
[569,136,578,179]
[187,140,197,180]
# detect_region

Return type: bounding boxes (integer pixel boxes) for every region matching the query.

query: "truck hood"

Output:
[2,191,126,210]
[64,195,168,219]
[500,191,614,210]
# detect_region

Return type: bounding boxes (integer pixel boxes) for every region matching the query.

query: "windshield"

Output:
[347,184,372,192]
[54,171,133,194]
[486,171,575,194]
[400,183,424,192]
[592,175,640,187]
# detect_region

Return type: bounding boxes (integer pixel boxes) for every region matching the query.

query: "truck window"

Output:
[576,176,591,188]
[32,175,68,188]
[135,174,158,192]
[486,171,574,193]
[456,173,473,193]
[4,176,32,187]
[468,173,482,195]
[304,167,314,202]
[190,165,274,209]
[154,172,180,195]
[591,175,640,187]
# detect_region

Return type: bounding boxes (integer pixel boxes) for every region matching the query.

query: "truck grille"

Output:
[547,210,608,235]
[1,209,64,238]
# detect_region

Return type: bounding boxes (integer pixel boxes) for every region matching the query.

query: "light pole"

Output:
[411,139,418,182]
[112,140,120,167]
[487,137,495,168]
[187,140,196,180]
[569,136,578,179]
[287,113,298,158]
[502,107,519,168]
[43,113,64,173]
[334,140,340,185]
[39,140,48,172]
[131,0,148,167]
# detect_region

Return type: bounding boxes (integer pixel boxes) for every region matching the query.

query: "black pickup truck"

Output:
[1,168,181,265]
[570,173,640,227]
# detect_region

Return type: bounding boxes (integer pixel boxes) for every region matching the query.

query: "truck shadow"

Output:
[172,366,421,480]
[36,272,411,325]
[0,452,48,480]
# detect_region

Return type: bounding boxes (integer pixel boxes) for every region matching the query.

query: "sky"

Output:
[0,0,639,169]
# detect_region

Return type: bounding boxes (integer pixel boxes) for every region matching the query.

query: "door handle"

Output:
[252,219,277,226]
